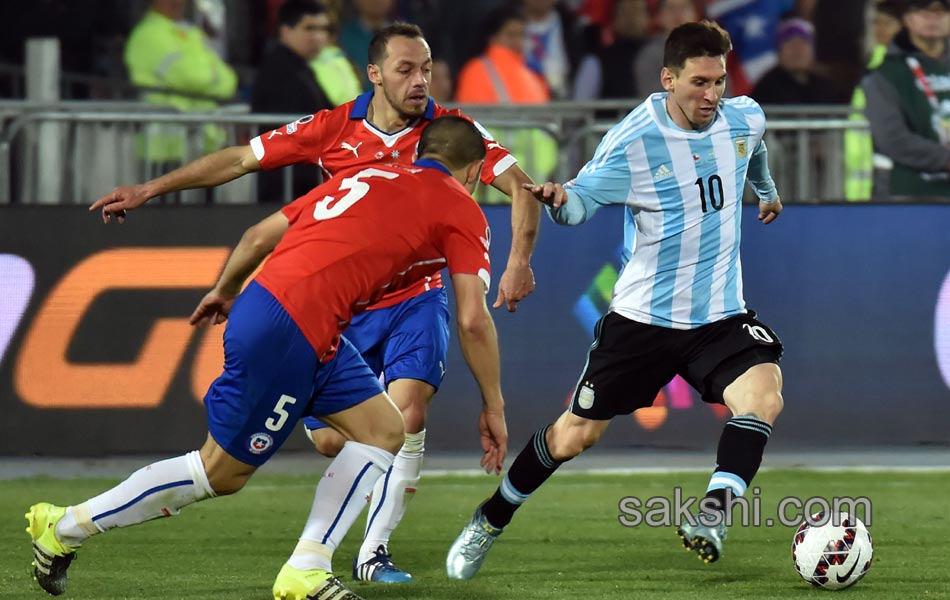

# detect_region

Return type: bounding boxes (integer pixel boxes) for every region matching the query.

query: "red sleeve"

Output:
[440,193,492,290]
[249,108,336,169]
[436,106,517,185]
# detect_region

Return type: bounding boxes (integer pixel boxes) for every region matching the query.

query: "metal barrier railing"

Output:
[0,102,864,205]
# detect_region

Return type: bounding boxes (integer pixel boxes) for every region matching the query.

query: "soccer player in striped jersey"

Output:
[447,20,785,579]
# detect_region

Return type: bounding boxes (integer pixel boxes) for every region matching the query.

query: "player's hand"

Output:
[521,182,568,208]
[494,263,535,312]
[90,184,152,224]
[478,407,508,475]
[758,196,783,224]
[189,288,236,327]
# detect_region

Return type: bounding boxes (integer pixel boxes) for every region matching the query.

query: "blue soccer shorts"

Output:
[204,280,384,466]
[302,287,450,431]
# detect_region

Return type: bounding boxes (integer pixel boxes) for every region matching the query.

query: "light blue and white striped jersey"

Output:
[551,92,778,329]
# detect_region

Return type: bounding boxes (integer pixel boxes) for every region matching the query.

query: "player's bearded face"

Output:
[665,55,727,129]
[380,36,433,118]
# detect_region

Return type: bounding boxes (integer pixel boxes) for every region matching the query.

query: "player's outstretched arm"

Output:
[90,145,262,224]
[758,196,783,225]
[490,166,540,312]
[521,181,569,208]
[451,273,508,474]
[190,210,289,326]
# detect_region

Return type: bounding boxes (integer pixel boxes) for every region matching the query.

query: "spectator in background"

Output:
[522,0,585,98]
[455,7,558,201]
[863,0,950,198]
[634,0,699,96]
[252,0,335,203]
[429,58,454,103]
[845,0,903,201]
[339,0,393,91]
[125,0,237,168]
[573,0,650,100]
[751,18,845,105]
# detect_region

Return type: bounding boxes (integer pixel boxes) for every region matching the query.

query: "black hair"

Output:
[368,22,426,65]
[418,116,486,170]
[663,20,733,71]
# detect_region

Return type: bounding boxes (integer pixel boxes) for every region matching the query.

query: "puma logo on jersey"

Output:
[341,141,362,157]
[486,142,503,151]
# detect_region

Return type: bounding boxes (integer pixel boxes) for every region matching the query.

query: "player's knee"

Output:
[205,469,252,496]
[311,428,345,458]
[547,424,599,461]
[401,401,428,433]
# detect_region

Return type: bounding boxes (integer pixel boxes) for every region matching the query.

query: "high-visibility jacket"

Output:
[456,44,559,203]
[844,44,886,201]
[311,46,363,107]
[125,10,237,162]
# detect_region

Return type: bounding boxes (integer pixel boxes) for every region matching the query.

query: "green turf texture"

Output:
[2,470,947,599]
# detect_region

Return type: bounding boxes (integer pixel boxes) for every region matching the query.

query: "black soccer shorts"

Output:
[568,310,783,420]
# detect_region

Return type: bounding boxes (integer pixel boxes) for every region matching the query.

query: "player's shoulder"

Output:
[721,95,766,118]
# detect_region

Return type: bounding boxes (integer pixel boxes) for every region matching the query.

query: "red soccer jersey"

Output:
[254,161,491,363]
[249,92,513,307]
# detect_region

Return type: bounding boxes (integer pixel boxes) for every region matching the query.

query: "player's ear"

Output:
[466,160,484,187]
[661,67,675,92]
[367,63,382,86]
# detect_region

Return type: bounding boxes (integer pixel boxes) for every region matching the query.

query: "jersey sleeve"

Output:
[440,106,517,184]
[440,195,492,292]
[550,131,632,225]
[249,108,334,170]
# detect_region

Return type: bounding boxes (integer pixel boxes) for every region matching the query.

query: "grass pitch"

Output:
[1,469,947,599]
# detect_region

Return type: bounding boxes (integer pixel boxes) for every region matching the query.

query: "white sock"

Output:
[56,451,215,547]
[358,429,424,564]
[289,441,394,572]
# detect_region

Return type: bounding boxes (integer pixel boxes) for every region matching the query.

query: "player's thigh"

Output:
[680,311,784,406]
[203,281,322,468]
[380,288,450,392]
[309,336,401,450]
[569,312,680,421]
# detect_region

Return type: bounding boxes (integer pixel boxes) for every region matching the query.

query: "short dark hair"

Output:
[278,0,326,28]
[418,117,486,171]
[368,22,425,65]
[663,20,732,71]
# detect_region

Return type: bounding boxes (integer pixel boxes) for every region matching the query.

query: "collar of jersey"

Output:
[412,158,451,175]
[349,91,436,122]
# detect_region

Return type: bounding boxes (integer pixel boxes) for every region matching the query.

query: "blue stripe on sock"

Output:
[706,471,748,496]
[322,462,373,544]
[92,479,194,522]
[499,476,530,505]
[363,465,392,537]
[534,427,556,469]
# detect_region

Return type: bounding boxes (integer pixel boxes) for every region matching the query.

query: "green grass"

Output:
[2,470,948,599]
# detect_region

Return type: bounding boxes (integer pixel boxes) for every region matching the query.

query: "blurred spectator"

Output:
[811,0,869,99]
[456,8,550,103]
[455,7,558,201]
[429,58,453,103]
[310,9,364,106]
[252,0,335,203]
[573,0,650,100]
[706,0,795,95]
[125,0,238,165]
[522,0,585,98]
[751,18,845,105]
[634,0,699,96]
[339,0,393,90]
[845,0,903,201]
[863,0,950,198]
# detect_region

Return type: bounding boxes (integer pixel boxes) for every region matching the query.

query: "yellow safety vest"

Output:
[844,44,887,201]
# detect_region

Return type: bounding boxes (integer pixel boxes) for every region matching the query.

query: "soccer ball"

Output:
[791,512,873,590]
